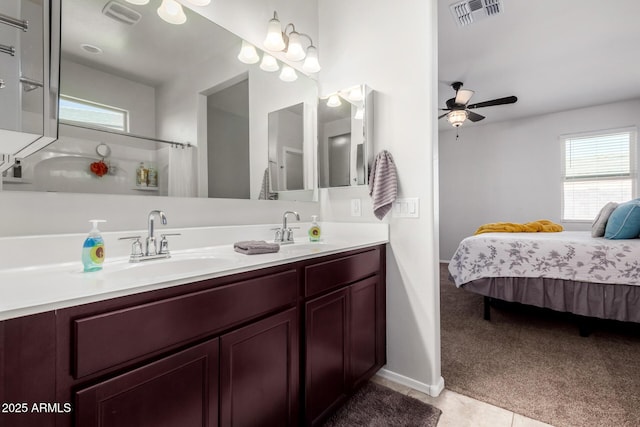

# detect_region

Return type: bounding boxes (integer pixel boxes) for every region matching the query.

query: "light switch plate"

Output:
[392,198,419,218]
[351,199,362,216]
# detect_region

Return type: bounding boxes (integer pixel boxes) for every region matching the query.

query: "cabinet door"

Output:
[305,288,349,426]
[75,339,219,427]
[220,308,299,427]
[350,275,383,388]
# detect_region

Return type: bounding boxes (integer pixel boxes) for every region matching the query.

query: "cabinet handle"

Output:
[0,13,28,31]
[0,44,16,57]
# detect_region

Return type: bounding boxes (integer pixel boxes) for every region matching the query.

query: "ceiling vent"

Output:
[102,1,142,26]
[450,0,503,27]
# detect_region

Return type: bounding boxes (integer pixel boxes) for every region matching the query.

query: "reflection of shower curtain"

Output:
[168,146,196,197]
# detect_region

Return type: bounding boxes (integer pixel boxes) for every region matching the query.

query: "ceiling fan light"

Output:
[260,53,279,72]
[447,110,468,127]
[237,40,260,64]
[157,0,186,25]
[285,31,306,61]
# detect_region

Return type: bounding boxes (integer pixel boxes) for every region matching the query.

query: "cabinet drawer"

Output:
[304,248,380,297]
[73,270,297,379]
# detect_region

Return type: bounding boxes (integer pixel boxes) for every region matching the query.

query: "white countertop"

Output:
[0,222,388,321]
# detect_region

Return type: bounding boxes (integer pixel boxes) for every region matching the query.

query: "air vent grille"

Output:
[450,0,503,27]
[102,1,141,26]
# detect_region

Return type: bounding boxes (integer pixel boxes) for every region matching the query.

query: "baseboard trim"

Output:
[377,368,445,397]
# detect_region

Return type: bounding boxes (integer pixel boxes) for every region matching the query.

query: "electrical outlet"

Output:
[351,199,362,216]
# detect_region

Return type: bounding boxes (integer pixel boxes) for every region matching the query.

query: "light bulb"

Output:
[327,95,342,107]
[347,86,364,102]
[285,32,306,61]
[264,15,286,51]
[125,0,149,5]
[237,40,259,64]
[184,0,211,6]
[302,46,321,73]
[157,0,186,25]
[447,110,468,127]
[279,65,298,82]
[260,54,279,72]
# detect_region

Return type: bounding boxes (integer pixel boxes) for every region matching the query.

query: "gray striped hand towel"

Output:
[368,150,397,220]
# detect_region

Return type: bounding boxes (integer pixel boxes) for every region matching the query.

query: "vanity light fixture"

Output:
[447,110,468,127]
[260,54,279,72]
[279,65,298,82]
[157,0,186,25]
[326,94,342,108]
[263,11,321,73]
[237,40,260,64]
[354,107,364,120]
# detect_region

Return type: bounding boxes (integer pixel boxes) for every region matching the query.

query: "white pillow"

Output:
[592,202,619,237]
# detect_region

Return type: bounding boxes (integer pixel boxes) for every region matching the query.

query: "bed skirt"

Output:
[462,277,640,324]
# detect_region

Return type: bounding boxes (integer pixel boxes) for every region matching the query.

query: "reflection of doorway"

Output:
[328,133,351,187]
[281,147,303,190]
[206,78,250,199]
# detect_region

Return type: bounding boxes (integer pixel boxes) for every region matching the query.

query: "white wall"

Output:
[439,98,640,260]
[318,0,442,395]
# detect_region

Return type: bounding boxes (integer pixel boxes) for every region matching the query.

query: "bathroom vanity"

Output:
[0,224,387,427]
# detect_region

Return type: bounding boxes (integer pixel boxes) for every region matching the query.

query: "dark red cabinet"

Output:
[303,248,386,426]
[2,245,385,427]
[220,308,299,427]
[75,339,219,427]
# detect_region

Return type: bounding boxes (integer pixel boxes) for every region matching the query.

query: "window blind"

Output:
[562,130,636,221]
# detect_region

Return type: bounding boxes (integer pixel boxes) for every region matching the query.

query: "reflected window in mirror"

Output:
[59,95,129,132]
[318,85,373,188]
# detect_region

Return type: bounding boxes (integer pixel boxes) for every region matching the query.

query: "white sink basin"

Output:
[103,255,240,281]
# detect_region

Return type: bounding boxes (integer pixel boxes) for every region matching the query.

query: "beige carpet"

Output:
[323,381,441,427]
[440,263,640,427]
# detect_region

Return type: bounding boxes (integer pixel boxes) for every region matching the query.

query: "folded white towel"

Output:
[368,150,398,220]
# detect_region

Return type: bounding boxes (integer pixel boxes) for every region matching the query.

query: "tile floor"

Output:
[372,376,554,427]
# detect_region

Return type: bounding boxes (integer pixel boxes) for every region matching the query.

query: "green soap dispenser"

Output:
[82,220,106,272]
[308,215,321,242]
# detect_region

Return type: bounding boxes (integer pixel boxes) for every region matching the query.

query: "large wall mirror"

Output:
[1,0,318,201]
[318,85,373,188]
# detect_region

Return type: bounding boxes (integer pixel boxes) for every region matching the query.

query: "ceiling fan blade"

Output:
[467,96,517,109]
[455,89,474,105]
[438,113,449,119]
[466,110,485,122]
[445,97,456,109]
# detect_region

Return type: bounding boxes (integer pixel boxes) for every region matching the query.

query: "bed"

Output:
[448,231,640,332]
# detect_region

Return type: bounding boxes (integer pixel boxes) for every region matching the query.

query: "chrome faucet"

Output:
[274,210,300,244]
[119,210,179,263]
[147,210,167,256]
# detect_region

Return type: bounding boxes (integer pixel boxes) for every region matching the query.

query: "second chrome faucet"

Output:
[274,210,300,244]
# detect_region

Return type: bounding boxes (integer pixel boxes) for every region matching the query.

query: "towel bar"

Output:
[0,43,16,57]
[0,13,28,31]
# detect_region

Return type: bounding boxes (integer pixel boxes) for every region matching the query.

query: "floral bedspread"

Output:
[448,231,640,287]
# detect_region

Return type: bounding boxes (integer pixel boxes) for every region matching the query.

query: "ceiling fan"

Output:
[439,82,517,127]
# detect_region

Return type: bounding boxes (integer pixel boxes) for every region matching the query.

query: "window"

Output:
[59,95,129,132]
[561,128,637,221]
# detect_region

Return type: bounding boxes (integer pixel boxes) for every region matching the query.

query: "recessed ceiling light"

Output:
[81,44,103,54]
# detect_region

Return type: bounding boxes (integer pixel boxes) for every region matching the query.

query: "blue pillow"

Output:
[604,200,640,239]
